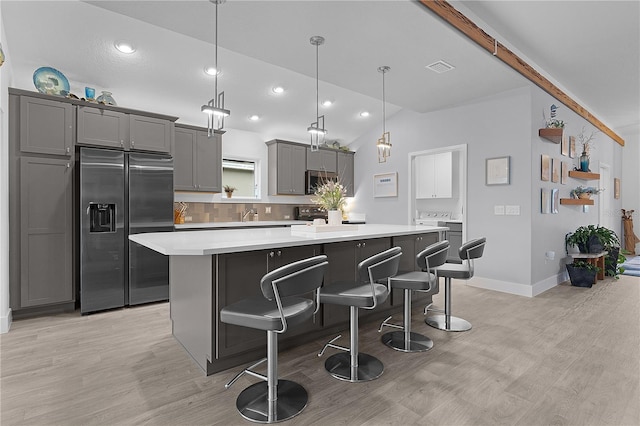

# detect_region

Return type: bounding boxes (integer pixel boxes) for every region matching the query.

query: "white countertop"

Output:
[130,224,448,256]
[175,220,309,230]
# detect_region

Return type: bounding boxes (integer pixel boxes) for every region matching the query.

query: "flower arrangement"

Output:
[312,179,346,211]
[223,185,236,198]
[570,185,603,199]
[546,119,565,128]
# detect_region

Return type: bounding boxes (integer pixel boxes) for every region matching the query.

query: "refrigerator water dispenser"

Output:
[89,203,116,233]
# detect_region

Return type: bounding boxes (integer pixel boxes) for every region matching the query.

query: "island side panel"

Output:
[169,255,212,373]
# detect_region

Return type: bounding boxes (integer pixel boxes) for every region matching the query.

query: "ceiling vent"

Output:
[426,60,455,74]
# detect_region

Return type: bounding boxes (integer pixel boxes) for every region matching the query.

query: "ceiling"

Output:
[2,1,638,146]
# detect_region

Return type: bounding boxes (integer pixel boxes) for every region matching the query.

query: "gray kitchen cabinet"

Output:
[77,106,173,153]
[19,96,74,156]
[129,114,173,153]
[19,156,74,307]
[321,238,392,327]
[337,151,354,197]
[77,106,127,149]
[266,140,306,195]
[174,125,222,192]
[391,233,439,306]
[306,148,337,173]
[216,245,321,358]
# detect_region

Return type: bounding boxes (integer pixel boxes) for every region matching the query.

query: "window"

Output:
[222,158,259,199]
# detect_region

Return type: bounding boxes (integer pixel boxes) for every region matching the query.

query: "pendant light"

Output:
[307,36,326,152]
[377,66,392,163]
[201,0,230,136]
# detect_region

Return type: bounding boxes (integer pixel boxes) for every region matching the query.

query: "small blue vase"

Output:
[579,152,590,172]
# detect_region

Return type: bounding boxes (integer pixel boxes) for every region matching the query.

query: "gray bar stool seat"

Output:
[318,247,402,383]
[379,240,450,352]
[425,237,486,332]
[221,255,328,424]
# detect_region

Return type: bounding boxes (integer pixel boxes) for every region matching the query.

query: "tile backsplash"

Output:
[174,202,311,223]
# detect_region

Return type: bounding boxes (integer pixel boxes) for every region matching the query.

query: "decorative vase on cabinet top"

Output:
[97,91,117,106]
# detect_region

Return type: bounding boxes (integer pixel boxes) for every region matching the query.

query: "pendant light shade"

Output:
[377,66,392,163]
[201,0,230,135]
[308,35,326,152]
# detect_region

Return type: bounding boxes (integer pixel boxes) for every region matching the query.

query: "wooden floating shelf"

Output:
[568,170,600,180]
[538,128,563,144]
[560,198,594,206]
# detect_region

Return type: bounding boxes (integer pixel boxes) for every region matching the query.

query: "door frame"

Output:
[408,144,467,242]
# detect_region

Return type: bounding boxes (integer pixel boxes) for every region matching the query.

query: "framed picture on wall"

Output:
[569,136,577,158]
[614,178,621,199]
[551,158,560,183]
[541,154,550,181]
[373,172,397,197]
[561,135,569,156]
[541,188,550,214]
[486,156,510,185]
[561,161,569,184]
[551,188,559,214]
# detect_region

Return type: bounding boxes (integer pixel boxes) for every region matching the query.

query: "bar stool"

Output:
[220,255,328,423]
[317,246,402,382]
[379,240,450,352]
[425,237,486,332]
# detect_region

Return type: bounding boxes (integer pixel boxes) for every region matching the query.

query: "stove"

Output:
[294,206,327,221]
[415,211,451,226]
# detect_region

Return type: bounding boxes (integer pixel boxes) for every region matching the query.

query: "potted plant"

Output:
[546,119,565,128]
[223,185,236,198]
[311,179,346,226]
[566,225,602,254]
[566,260,599,287]
[593,226,625,278]
[570,186,603,200]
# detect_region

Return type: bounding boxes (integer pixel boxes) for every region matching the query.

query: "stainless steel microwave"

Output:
[306,170,338,194]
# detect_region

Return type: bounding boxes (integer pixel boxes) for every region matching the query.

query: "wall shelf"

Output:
[538,128,563,144]
[560,198,594,206]
[568,170,600,180]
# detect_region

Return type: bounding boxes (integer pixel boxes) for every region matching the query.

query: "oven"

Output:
[305,170,338,195]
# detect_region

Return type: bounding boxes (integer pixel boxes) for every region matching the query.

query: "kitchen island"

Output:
[130,224,447,375]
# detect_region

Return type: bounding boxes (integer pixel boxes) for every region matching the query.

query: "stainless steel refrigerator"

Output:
[79,147,173,314]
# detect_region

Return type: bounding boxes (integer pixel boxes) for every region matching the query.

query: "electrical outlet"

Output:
[265,206,271,214]
[284,215,290,219]
[494,205,505,215]
[185,216,192,222]
[505,205,520,215]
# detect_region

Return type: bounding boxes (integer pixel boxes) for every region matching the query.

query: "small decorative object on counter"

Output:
[223,185,235,198]
[96,90,117,105]
[311,178,346,226]
[174,202,187,224]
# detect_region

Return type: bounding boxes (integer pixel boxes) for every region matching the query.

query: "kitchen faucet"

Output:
[241,209,255,222]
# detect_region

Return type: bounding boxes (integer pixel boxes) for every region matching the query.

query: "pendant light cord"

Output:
[315,42,319,121]
[382,70,386,134]
[214,1,218,104]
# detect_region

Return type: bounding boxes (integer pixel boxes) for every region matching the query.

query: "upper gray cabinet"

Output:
[77,106,173,153]
[337,151,354,197]
[267,140,306,195]
[306,148,337,173]
[19,96,73,156]
[174,125,222,192]
[77,106,127,149]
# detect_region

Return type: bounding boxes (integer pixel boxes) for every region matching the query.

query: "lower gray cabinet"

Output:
[174,125,222,192]
[19,157,74,307]
[216,245,321,358]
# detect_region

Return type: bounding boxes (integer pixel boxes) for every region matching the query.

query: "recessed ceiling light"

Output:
[204,66,222,76]
[272,86,285,94]
[248,114,260,121]
[322,99,333,107]
[360,111,370,117]
[114,41,135,54]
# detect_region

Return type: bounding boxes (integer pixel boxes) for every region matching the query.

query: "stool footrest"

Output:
[318,334,347,357]
[378,315,403,332]
[424,303,444,315]
[225,357,267,389]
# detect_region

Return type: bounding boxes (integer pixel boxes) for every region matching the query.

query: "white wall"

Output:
[351,86,534,295]
[1,4,14,333]
[620,125,640,254]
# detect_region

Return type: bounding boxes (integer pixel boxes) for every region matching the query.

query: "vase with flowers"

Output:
[576,127,598,172]
[311,179,346,226]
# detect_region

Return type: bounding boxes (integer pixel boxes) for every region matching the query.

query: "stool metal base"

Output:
[381,331,434,352]
[425,314,472,332]
[236,379,308,423]
[324,352,383,382]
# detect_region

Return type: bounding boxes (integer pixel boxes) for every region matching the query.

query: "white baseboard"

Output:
[0,308,12,334]
[466,273,566,298]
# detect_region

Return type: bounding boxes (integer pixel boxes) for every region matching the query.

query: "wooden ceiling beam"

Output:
[418,0,625,146]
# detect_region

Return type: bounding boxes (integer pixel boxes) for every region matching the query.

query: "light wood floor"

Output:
[2,276,639,426]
